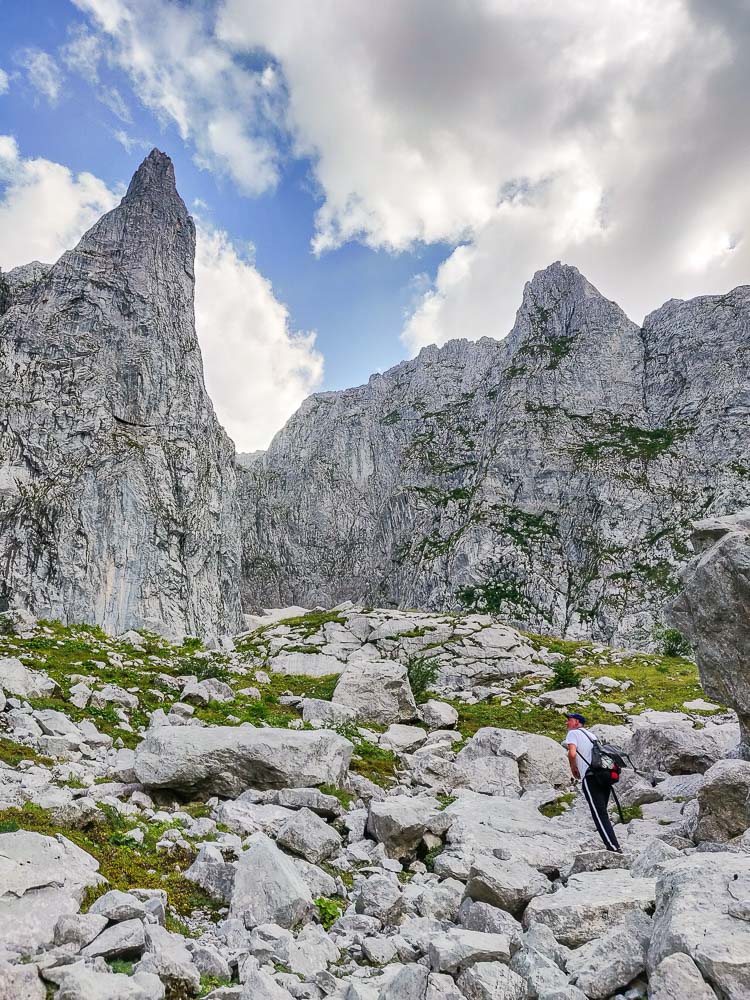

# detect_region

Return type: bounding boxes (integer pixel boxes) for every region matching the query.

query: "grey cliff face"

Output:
[239,263,750,645]
[669,511,750,756]
[0,149,241,639]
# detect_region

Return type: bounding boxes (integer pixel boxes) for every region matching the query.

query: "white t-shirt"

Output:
[564,727,597,779]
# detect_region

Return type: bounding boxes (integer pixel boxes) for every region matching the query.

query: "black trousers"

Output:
[582,771,622,851]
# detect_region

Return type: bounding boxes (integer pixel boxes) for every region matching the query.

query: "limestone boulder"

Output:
[0,831,103,955]
[648,953,718,1000]
[332,659,417,724]
[0,657,56,698]
[367,795,452,859]
[276,806,342,863]
[466,855,551,916]
[523,869,656,947]
[693,759,750,843]
[565,909,652,998]
[230,832,314,929]
[629,721,722,775]
[648,852,750,999]
[668,512,750,755]
[134,725,353,796]
[456,727,569,791]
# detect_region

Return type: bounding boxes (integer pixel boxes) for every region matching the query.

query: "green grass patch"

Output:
[539,793,575,818]
[0,802,220,919]
[315,895,344,930]
[351,740,398,787]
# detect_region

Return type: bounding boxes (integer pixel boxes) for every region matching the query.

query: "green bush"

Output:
[406,655,440,703]
[315,896,344,930]
[548,659,582,690]
[653,624,691,658]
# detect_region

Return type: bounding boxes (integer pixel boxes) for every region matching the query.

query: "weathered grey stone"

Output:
[565,909,651,998]
[466,856,551,915]
[275,787,343,818]
[0,831,102,955]
[367,795,452,859]
[134,725,353,796]
[381,724,428,752]
[81,918,146,959]
[354,874,403,924]
[301,698,357,728]
[276,807,342,863]
[0,150,242,640]
[648,952,717,1000]
[230,832,314,929]
[333,659,417,724]
[428,929,511,973]
[54,913,109,950]
[669,512,750,755]
[181,677,235,704]
[90,889,147,922]
[56,964,165,1000]
[523,870,656,947]
[455,727,568,792]
[135,924,201,995]
[693,759,750,842]
[184,844,235,903]
[648,852,750,999]
[0,960,45,999]
[457,961,528,1000]
[629,721,722,775]
[0,657,56,698]
[378,964,429,1000]
[457,898,524,948]
[418,701,459,730]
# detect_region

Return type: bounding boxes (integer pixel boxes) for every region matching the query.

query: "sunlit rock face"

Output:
[0,150,242,640]
[239,263,750,646]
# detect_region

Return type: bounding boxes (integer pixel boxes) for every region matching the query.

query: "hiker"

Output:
[564,712,622,853]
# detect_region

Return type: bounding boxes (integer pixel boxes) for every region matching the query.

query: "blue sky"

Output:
[0,0,449,397]
[0,1,747,448]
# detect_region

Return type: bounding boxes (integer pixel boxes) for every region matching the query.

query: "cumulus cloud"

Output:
[0,139,322,450]
[71,0,283,195]
[16,48,63,105]
[0,69,9,96]
[213,0,750,346]
[194,227,323,451]
[0,136,118,266]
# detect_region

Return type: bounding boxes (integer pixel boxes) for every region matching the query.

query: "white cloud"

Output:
[213,0,750,346]
[72,0,282,195]
[0,69,9,96]
[194,227,323,451]
[17,48,63,105]
[0,139,322,450]
[113,129,152,154]
[0,136,118,266]
[61,24,102,81]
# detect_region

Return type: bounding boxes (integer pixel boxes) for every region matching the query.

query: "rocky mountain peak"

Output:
[123,148,180,206]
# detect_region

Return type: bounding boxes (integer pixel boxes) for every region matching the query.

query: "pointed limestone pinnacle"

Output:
[124,148,180,204]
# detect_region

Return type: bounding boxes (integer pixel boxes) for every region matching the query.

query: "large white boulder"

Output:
[523,870,656,947]
[456,727,569,791]
[647,852,750,999]
[134,725,353,796]
[0,831,103,956]
[332,659,417,724]
[692,759,750,842]
[629,721,722,775]
[230,832,314,929]
[367,795,452,859]
[668,512,750,755]
[0,657,56,698]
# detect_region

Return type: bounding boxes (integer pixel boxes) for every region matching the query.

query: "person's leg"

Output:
[582,774,621,851]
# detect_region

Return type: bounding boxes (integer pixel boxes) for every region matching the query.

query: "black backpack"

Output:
[578,729,636,824]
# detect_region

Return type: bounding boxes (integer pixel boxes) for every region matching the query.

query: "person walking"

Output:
[564,712,622,853]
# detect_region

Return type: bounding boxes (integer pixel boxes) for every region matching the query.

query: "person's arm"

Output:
[567,741,580,780]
